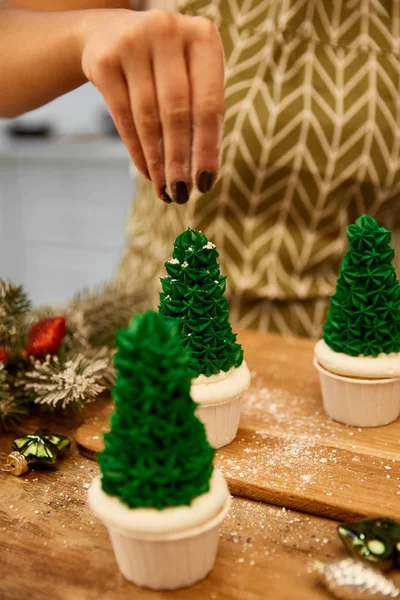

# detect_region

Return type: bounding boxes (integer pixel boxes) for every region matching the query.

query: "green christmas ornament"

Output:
[1,428,70,476]
[98,310,215,510]
[159,228,243,377]
[34,428,71,453]
[338,517,400,571]
[323,215,400,357]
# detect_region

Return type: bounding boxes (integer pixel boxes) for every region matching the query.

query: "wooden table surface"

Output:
[2,331,400,600]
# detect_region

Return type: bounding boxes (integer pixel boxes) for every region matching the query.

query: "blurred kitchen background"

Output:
[0,83,135,306]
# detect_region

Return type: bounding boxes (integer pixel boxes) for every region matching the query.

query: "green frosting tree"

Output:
[159,228,243,377]
[323,215,400,356]
[98,310,214,510]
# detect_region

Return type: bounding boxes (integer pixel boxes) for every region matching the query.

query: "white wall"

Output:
[0,83,106,136]
[0,85,135,306]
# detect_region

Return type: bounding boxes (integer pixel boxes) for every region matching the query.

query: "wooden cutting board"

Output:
[75,330,400,522]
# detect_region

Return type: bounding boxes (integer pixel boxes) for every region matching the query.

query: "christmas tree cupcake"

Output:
[314,215,400,427]
[159,229,251,448]
[89,311,230,590]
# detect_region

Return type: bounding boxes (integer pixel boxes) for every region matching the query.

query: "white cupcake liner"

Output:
[191,362,251,449]
[314,359,400,427]
[196,393,243,449]
[95,497,230,590]
[107,497,230,590]
[89,470,230,591]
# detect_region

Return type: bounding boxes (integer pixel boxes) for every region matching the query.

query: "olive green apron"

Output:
[118,0,400,337]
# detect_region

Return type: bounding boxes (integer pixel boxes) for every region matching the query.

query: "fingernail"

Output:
[172,181,190,205]
[146,169,151,180]
[161,185,173,204]
[197,170,215,194]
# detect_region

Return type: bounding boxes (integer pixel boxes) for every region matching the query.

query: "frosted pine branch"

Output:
[20,354,108,410]
[65,282,149,348]
[85,346,115,386]
[64,307,92,352]
[0,364,27,428]
[0,279,31,346]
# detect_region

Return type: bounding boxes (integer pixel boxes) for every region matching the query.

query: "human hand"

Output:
[81,8,224,203]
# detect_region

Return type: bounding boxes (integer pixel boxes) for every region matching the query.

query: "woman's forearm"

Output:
[0,7,99,117]
[0,5,224,204]
[2,1,130,11]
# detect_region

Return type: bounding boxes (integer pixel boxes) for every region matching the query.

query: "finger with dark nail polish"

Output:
[161,185,173,203]
[197,170,215,193]
[172,181,190,204]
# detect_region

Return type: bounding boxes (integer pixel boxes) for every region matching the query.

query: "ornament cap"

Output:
[3,451,28,476]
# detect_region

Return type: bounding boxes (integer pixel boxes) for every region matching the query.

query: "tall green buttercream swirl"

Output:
[159,228,243,377]
[323,215,400,357]
[98,310,214,509]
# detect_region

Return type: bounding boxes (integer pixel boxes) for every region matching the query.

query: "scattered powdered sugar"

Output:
[182,261,189,268]
[301,474,312,484]
[168,258,179,265]
[202,242,216,250]
[1,446,103,552]
[221,498,337,570]
[214,375,400,501]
